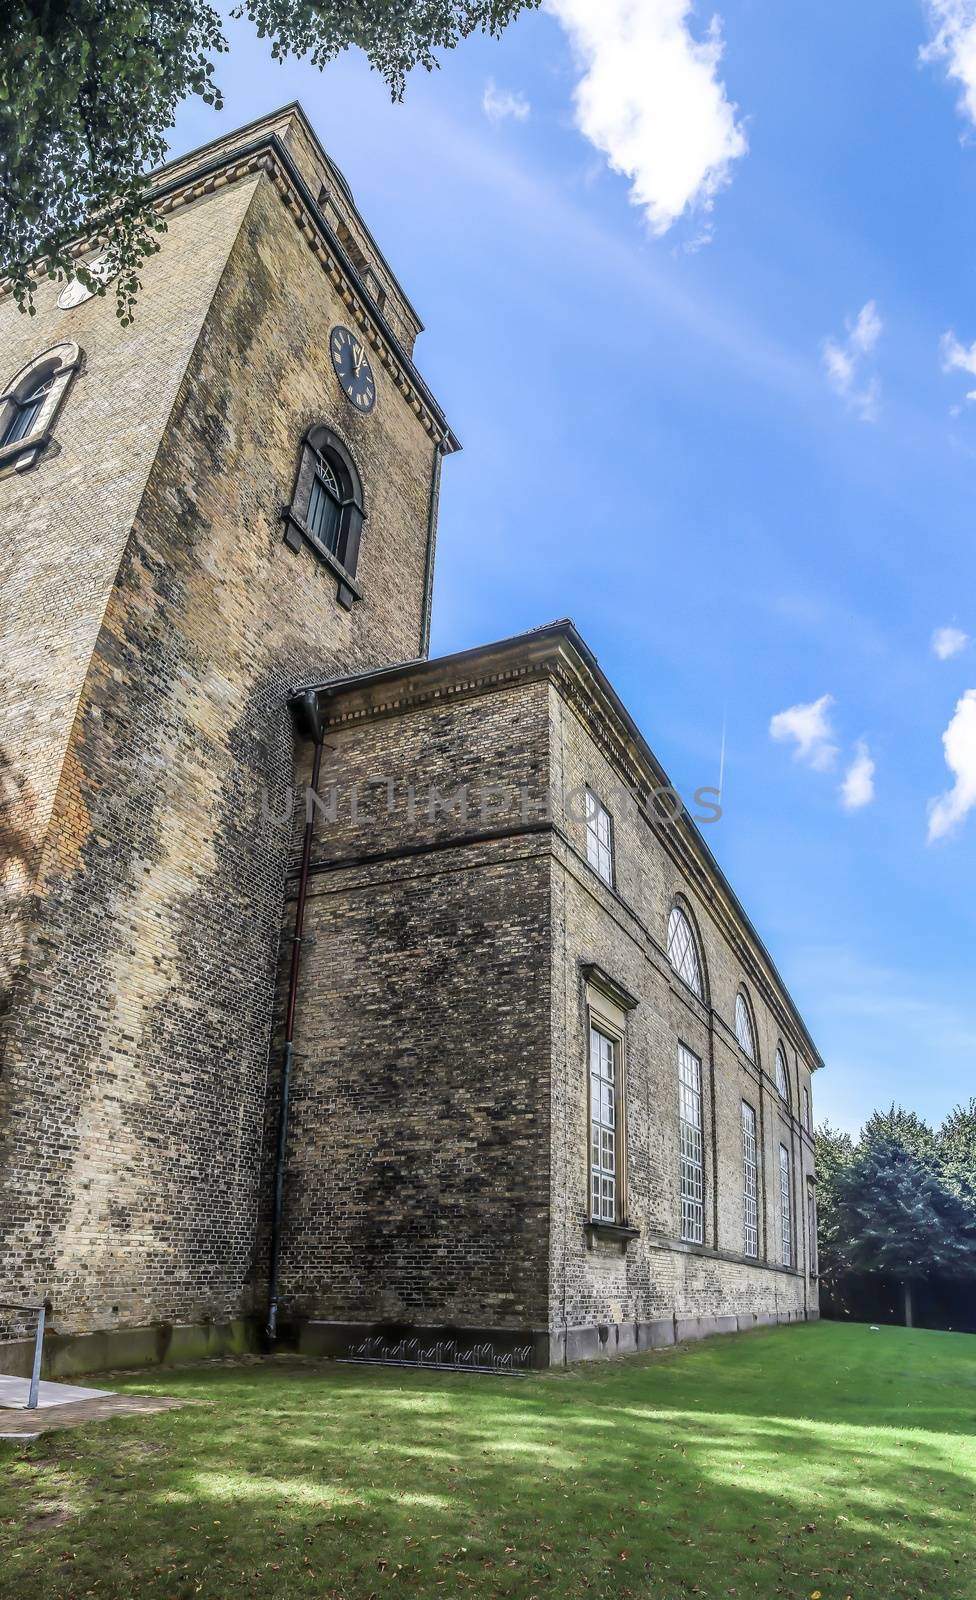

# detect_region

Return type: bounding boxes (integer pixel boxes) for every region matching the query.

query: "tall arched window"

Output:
[283,425,365,609]
[734,991,756,1059]
[667,904,703,998]
[775,1046,790,1105]
[0,342,81,471]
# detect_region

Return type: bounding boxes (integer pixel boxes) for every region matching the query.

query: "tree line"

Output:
[816,1102,976,1330]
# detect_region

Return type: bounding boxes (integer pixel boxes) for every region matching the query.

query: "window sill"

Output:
[0,427,49,473]
[585,1219,640,1249]
[282,506,362,609]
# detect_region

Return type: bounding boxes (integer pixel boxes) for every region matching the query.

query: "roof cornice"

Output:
[148,132,459,453]
[0,122,459,455]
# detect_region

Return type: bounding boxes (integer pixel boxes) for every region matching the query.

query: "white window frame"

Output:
[807,1182,818,1278]
[802,1084,811,1133]
[742,1101,759,1258]
[589,1022,619,1223]
[667,904,703,998]
[734,991,756,1059]
[779,1144,793,1268]
[775,1046,790,1106]
[585,789,614,887]
[678,1044,704,1244]
[0,342,81,473]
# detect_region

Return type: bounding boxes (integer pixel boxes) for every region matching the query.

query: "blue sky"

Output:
[167,2,976,1135]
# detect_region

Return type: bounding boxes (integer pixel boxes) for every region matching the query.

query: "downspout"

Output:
[419,437,444,659]
[266,688,327,1341]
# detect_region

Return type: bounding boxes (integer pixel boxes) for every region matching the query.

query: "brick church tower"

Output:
[0,107,458,1361]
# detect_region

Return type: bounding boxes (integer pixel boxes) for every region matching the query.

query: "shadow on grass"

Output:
[1,1322,974,1599]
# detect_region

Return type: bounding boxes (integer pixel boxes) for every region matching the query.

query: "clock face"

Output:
[330,325,376,414]
[57,256,116,310]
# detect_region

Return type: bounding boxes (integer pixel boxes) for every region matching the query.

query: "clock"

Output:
[57,256,116,310]
[330,325,376,414]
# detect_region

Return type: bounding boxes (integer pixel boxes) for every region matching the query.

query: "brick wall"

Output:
[269,682,554,1332]
[548,673,817,1338]
[281,631,820,1358]
[0,112,449,1339]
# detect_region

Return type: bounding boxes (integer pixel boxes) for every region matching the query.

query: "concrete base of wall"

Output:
[0,1319,258,1382]
[548,1307,814,1365]
[0,1305,818,1382]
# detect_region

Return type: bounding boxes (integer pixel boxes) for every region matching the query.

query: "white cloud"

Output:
[840,740,876,810]
[928,688,976,841]
[940,331,976,406]
[822,301,883,421]
[546,0,748,236]
[932,624,969,659]
[482,80,531,123]
[769,694,839,771]
[922,1,976,128]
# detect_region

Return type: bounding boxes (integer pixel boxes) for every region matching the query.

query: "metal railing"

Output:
[0,1300,46,1409]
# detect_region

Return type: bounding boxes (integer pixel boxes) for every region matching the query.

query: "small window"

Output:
[735,992,755,1059]
[284,425,365,608]
[0,342,80,469]
[1,370,54,446]
[678,1044,704,1244]
[306,458,343,555]
[667,905,703,998]
[589,1024,618,1222]
[802,1084,811,1133]
[742,1102,759,1258]
[775,1046,790,1105]
[779,1144,793,1267]
[585,790,614,886]
[807,1183,818,1278]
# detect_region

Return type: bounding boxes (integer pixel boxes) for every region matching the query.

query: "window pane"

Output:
[779,1144,792,1267]
[742,1102,759,1257]
[775,1048,790,1104]
[667,907,702,997]
[2,393,42,446]
[589,1024,618,1222]
[307,472,343,555]
[678,1044,704,1243]
[585,791,614,886]
[735,993,755,1059]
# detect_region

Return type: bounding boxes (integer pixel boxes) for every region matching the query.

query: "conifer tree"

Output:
[835,1113,976,1327]
[813,1122,855,1282]
[938,1099,976,1214]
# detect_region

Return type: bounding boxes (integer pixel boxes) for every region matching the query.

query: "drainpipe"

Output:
[418,437,444,659]
[266,689,327,1342]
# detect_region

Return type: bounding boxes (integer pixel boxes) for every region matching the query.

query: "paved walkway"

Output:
[0,1389,185,1438]
[0,1374,111,1409]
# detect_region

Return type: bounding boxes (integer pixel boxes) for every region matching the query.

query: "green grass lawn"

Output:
[1,1321,974,1599]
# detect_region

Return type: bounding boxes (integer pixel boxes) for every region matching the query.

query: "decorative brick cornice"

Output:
[2,134,460,457]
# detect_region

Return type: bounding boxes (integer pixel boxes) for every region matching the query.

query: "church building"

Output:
[0,107,820,1375]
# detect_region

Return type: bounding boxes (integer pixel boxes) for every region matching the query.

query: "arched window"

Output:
[1,369,54,446]
[734,991,756,1059]
[283,425,365,609]
[0,342,81,471]
[667,904,703,998]
[775,1046,790,1105]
